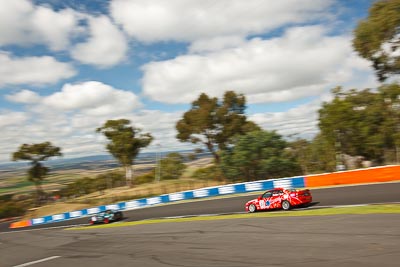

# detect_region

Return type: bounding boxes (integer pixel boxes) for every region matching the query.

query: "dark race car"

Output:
[89,209,123,224]
[245,188,312,213]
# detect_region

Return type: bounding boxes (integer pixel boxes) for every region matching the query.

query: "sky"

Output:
[0,0,380,163]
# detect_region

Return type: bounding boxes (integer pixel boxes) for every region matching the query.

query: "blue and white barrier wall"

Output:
[10,176,305,228]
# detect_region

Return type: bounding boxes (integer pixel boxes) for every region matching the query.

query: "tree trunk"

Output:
[205,141,220,164]
[125,165,133,188]
[34,181,44,206]
[214,152,220,164]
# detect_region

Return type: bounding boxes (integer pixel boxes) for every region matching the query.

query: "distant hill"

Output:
[0,150,211,172]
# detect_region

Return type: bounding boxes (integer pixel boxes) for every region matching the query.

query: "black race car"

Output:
[89,209,123,224]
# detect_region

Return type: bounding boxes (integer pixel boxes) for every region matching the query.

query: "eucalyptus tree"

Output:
[318,84,400,164]
[12,142,62,202]
[96,119,153,187]
[176,91,260,164]
[353,0,400,81]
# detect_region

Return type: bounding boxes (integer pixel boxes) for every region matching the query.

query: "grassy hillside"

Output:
[2,156,219,219]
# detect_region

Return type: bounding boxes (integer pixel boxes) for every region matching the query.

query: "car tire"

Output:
[282,200,291,211]
[103,218,110,224]
[248,204,257,213]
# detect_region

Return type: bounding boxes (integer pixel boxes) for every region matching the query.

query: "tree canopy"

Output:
[176,91,260,163]
[97,119,153,187]
[318,84,400,165]
[158,152,187,180]
[12,142,62,202]
[220,130,302,182]
[353,0,400,81]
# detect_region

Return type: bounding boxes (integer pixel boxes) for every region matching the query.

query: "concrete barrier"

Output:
[9,220,32,229]
[305,165,400,187]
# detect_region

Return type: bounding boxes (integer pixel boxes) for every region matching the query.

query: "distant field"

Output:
[0,168,111,196]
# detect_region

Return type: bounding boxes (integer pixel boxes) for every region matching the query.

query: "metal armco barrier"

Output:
[10,176,305,228]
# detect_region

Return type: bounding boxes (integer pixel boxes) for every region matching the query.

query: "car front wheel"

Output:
[248,204,257,213]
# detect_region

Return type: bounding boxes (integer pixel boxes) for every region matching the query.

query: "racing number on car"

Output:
[259,200,270,209]
[260,200,266,209]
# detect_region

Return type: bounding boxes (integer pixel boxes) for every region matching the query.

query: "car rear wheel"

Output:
[282,200,291,211]
[115,212,123,221]
[248,204,256,213]
[103,218,110,224]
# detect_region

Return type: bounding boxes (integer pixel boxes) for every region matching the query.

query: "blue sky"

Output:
[0,0,379,163]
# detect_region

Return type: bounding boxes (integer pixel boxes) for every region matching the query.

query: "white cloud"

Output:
[0,0,80,50]
[124,110,190,151]
[250,100,322,139]
[41,81,142,116]
[0,1,128,67]
[0,81,145,161]
[0,100,186,162]
[111,0,333,43]
[141,26,376,104]
[5,90,41,104]
[0,111,28,127]
[71,15,128,67]
[189,36,246,53]
[0,52,76,87]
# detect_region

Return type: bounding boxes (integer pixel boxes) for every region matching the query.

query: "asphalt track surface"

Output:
[0,182,399,267]
[1,214,399,267]
[1,182,400,233]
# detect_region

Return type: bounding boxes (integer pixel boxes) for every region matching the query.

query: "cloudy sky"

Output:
[0,0,379,163]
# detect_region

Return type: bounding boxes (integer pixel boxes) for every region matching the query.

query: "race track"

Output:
[1,182,399,267]
[1,182,399,232]
[1,213,399,266]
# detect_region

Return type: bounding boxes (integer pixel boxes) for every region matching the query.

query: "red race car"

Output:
[245,188,312,212]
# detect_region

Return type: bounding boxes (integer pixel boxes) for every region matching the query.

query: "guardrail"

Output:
[9,165,400,229]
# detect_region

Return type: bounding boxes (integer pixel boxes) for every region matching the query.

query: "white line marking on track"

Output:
[12,256,61,267]
[0,224,87,235]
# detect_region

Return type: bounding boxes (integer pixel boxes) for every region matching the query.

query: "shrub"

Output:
[159,152,187,180]
[192,165,223,180]
[135,172,155,184]
[0,202,25,219]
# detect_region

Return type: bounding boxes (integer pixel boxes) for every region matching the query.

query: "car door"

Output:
[270,190,284,209]
[259,191,273,210]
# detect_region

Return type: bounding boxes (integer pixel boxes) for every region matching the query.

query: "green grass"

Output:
[68,204,400,230]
